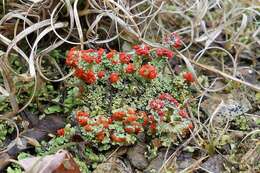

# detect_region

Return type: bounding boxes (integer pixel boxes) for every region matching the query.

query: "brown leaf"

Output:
[151,138,161,148]
[19,150,80,173]
[0,153,11,171]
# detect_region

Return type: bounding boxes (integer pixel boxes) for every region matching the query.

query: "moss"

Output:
[233,116,250,131]
[0,120,14,148]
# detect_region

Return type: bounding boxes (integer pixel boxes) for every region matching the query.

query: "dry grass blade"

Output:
[5,19,53,77]
[239,129,260,146]
[74,0,84,49]
[28,22,67,76]
[191,59,260,92]
[0,11,33,26]
[179,156,209,173]
[0,34,29,65]
[0,57,18,113]
[0,85,9,97]
[0,1,259,172]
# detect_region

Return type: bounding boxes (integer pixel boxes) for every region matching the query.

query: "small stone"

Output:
[200,155,224,173]
[176,152,195,171]
[127,143,149,170]
[201,91,252,118]
[144,152,164,173]
[94,157,132,173]
[136,132,146,143]
[144,150,174,173]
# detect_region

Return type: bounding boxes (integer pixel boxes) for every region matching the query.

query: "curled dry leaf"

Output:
[19,150,80,173]
[0,153,11,171]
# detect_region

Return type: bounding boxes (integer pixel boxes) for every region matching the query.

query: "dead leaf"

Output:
[152,138,162,148]
[19,150,80,173]
[0,153,11,171]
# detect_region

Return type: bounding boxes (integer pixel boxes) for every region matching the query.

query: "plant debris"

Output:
[0,0,259,172]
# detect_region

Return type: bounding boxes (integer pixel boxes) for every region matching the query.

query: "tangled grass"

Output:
[0,0,259,172]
